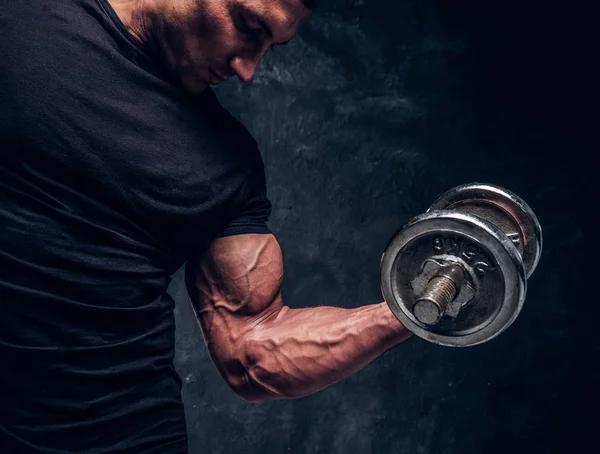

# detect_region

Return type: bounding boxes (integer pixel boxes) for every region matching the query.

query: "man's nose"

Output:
[230,48,268,82]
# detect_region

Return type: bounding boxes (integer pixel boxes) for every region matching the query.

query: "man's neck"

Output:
[106,0,152,44]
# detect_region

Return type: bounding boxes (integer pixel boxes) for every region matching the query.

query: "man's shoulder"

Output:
[198,89,256,139]
[196,88,264,168]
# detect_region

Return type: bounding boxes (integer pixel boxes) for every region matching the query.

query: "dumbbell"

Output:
[380,183,542,347]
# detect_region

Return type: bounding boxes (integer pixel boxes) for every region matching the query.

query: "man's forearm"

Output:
[238,301,412,402]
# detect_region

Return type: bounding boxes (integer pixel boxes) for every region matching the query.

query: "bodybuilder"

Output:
[0,0,412,452]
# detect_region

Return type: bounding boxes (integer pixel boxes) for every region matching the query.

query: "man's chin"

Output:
[186,81,210,94]
[178,72,209,94]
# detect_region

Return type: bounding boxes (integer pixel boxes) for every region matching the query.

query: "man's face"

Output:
[156,0,312,93]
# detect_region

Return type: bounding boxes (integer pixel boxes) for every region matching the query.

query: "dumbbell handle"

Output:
[412,264,466,325]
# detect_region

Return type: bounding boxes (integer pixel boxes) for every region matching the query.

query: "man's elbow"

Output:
[232,340,302,403]
[218,348,287,403]
[225,371,271,403]
[225,369,286,403]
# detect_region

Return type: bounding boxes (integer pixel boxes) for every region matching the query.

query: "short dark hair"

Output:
[302,0,319,9]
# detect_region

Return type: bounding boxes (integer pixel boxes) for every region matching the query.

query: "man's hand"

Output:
[185,233,412,402]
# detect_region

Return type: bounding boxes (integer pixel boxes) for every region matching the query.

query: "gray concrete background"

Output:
[170,1,590,453]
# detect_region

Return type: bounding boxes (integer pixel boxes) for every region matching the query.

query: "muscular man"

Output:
[0,0,412,452]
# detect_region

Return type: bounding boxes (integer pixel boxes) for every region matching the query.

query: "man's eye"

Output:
[238,15,261,37]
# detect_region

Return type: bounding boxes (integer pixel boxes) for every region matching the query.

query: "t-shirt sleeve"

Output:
[216,159,272,238]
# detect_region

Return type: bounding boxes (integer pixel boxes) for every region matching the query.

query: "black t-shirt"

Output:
[0,0,271,452]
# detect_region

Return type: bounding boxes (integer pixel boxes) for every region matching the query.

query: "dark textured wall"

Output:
[170,1,590,453]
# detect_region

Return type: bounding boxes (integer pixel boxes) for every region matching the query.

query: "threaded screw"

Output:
[413,264,465,325]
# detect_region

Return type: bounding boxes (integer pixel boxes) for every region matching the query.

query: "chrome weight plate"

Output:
[427,183,542,278]
[380,211,527,347]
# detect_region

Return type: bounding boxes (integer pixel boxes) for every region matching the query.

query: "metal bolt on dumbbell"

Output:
[380,183,542,347]
[412,263,465,325]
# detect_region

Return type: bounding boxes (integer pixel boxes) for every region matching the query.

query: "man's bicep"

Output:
[184,233,283,398]
[185,233,284,322]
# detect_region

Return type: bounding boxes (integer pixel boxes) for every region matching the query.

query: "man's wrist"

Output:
[378,301,413,346]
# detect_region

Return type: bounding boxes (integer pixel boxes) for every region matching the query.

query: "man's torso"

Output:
[0,0,265,451]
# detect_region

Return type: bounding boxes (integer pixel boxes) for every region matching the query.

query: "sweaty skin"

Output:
[185,234,412,402]
[108,0,413,401]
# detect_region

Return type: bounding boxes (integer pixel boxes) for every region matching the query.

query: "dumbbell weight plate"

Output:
[427,183,542,278]
[380,211,526,347]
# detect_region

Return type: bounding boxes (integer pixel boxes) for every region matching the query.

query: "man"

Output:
[0,0,412,452]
